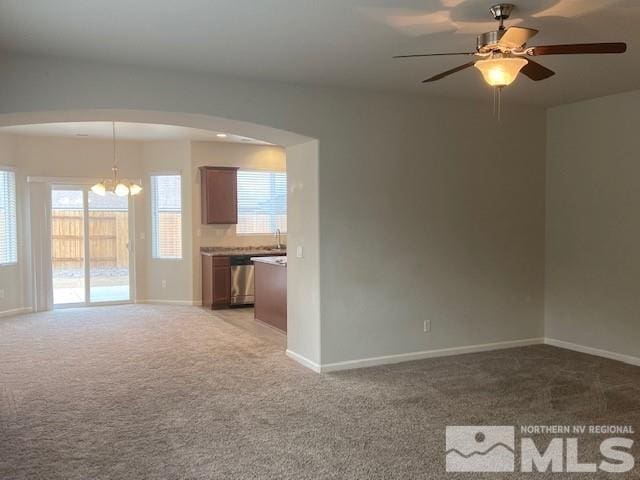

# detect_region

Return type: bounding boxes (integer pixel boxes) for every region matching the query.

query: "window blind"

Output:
[237,171,287,235]
[151,174,182,259]
[0,170,17,265]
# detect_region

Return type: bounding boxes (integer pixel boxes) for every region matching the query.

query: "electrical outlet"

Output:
[423,320,431,333]
[161,280,167,289]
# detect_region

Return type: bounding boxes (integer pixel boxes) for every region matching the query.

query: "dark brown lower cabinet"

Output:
[254,262,287,332]
[202,255,230,309]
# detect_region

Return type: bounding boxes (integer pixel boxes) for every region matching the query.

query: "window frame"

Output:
[150,172,183,260]
[235,168,287,236]
[0,167,18,267]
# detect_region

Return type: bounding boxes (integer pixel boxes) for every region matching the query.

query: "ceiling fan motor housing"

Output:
[478,3,515,53]
[477,30,507,53]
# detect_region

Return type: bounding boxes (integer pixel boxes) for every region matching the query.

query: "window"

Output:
[237,170,287,235]
[151,174,182,259]
[0,169,17,265]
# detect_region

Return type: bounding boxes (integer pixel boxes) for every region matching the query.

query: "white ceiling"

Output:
[0,0,638,106]
[0,122,272,144]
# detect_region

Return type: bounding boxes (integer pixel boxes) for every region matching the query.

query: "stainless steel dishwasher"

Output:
[229,256,255,305]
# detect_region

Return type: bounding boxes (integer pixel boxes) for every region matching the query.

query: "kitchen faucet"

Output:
[274,228,282,249]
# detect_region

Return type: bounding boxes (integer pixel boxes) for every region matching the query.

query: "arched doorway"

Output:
[0,109,321,369]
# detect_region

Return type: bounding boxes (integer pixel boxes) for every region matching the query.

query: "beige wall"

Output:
[13,135,143,180]
[545,89,640,358]
[318,97,546,364]
[141,140,193,303]
[191,141,287,303]
[286,140,320,363]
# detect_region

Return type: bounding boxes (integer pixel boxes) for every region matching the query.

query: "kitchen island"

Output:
[251,256,287,332]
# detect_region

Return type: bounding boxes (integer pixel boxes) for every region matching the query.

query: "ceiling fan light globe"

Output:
[474,57,528,87]
[114,183,130,196]
[91,182,107,196]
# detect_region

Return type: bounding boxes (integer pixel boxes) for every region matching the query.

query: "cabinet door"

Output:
[212,256,230,308]
[202,255,213,308]
[201,167,238,224]
[254,262,287,331]
[212,266,230,307]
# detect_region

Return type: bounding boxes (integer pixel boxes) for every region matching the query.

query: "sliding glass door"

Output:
[52,187,132,307]
[88,190,130,303]
[51,188,86,305]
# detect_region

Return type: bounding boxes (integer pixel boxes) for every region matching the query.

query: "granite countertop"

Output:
[251,256,287,267]
[200,246,286,257]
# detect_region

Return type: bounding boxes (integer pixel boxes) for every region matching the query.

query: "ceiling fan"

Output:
[394,3,627,88]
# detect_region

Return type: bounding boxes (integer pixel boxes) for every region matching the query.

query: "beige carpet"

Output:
[1,305,640,479]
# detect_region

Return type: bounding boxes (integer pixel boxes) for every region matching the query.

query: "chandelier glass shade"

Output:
[91,122,142,197]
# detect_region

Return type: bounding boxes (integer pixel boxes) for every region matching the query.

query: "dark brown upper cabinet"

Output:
[200,166,239,224]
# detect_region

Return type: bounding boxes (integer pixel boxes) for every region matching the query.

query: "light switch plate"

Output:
[296,246,303,258]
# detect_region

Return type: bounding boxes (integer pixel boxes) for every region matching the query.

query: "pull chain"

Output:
[492,86,503,121]
[492,86,496,116]
[112,121,119,182]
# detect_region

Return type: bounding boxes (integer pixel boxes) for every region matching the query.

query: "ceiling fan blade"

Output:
[499,26,539,49]
[528,42,627,56]
[521,59,555,81]
[422,61,476,83]
[393,52,476,59]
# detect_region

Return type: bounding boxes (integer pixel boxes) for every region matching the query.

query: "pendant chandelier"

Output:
[91,122,142,196]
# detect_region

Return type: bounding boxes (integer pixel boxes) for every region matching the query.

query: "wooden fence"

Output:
[51,210,129,269]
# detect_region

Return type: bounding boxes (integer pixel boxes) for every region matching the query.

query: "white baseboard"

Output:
[318,337,545,373]
[286,349,321,373]
[0,307,33,318]
[136,299,198,306]
[287,338,545,373]
[544,338,640,367]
